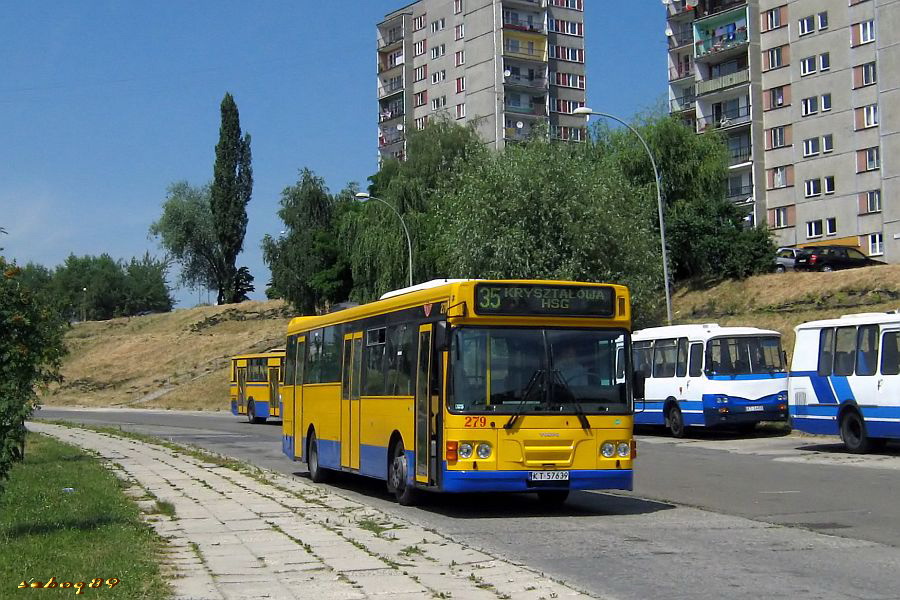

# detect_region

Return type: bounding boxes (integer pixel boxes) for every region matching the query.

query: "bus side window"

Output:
[833,327,857,376]
[856,325,878,377]
[653,339,677,378]
[881,331,900,376]
[688,343,703,377]
[632,341,653,378]
[817,328,834,376]
[675,338,689,378]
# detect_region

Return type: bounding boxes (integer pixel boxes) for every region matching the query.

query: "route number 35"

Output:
[478,288,501,309]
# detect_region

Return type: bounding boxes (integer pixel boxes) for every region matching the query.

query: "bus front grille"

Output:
[522,440,575,467]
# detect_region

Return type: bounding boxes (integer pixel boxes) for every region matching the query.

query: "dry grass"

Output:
[41,300,291,411]
[673,265,900,359]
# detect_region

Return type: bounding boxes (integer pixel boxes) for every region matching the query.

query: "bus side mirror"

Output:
[633,371,646,400]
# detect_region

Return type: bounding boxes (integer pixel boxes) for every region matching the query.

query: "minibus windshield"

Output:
[449,327,630,414]
[706,335,785,375]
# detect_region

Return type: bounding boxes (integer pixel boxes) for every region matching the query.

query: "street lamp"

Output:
[354,192,414,288]
[573,106,673,325]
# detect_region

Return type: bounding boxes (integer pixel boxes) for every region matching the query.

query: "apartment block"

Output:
[667,0,900,262]
[377,0,587,162]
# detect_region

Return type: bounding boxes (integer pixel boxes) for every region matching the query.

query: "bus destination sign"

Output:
[474,283,615,317]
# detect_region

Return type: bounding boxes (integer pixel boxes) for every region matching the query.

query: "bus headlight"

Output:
[617,442,630,457]
[476,443,492,459]
[459,443,474,459]
[601,442,615,458]
[715,395,729,404]
[777,391,788,403]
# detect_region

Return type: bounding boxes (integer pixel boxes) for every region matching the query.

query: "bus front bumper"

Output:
[703,407,787,425]
[439,468,633,493]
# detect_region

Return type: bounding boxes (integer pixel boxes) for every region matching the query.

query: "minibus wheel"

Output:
[840,410,871,453]
[667,405,685,438]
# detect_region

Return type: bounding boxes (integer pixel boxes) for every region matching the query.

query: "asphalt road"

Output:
[36,407,900,600]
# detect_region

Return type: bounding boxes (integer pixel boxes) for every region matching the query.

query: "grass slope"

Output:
[0,434,168,598]
[42,299,291,411]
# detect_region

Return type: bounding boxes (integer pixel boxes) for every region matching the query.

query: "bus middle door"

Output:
[341,332,363,470]
[237,366,248,415]
[268,365,281,417]
[415,324,434,484]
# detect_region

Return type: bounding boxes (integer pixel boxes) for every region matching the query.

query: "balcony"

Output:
[696,104,751,131]
[697,68,749,96]
[505,127,531,142]
[670,94,696,113]
[379,133,405,148]
[728,144,752,164]
[378,80,404,99]
[696,0,747,21]
[695,28,748,59]
[505,74,548,90]
[668,28,693,49]
[726,184,753,202]
[503,17,545,34]
[505,103,547,117]
[503,43,546,62]
[668,65,695,82]
[378,31,404,51]
[667,0,697,19]
[378,108,405,123]
[503,0,547,9]
[378,59,404,74]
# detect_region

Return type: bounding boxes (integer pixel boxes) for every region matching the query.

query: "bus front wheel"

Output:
[388,441,419,506]
[841,411,872,454]
[307,432,330,483]
[667,405,685,438]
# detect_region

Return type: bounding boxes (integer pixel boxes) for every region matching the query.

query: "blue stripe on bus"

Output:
[316,438,342,469]
[253,401,270,418]
[830,377,855,403]
[707,373,788,381]
[230,401,238,416]
[282,435,294,459]
[440,465,633,493]
[359,444,389,479]
[793,371,839,404]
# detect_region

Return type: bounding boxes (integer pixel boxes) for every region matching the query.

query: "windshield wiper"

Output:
[549,369,591,431]
[504,369,544,430]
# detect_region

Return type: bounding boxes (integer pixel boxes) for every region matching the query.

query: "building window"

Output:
[825,176,835,195]
[455,50,465,66]
[455,103,466,119]
[770,86,785,108]
[414,40,426,57]
[860,20,875,44]
[430,18,445,33]
[414,65,427,82]
[431,70,446,84]
[550,0,584,9]
[550,125,586,141]
[862,62,877,86]
[554,72,586,89]
[805,178,822,198]
[549,45,585,63]
[549,19,584,36]
[413,15,426,31]
[455,23,465,40]
[864,104,879,128]
[774,166,788,188]
[800,56,817,76]
[551,98,585,114]
[765,8,782,31]
[866,147,880,171]
[415,116,428,130]
[820,53,830,71]
[798,15,815,36]
[807,220,823,238]
[823,134,834,153]
[771,126,786,148]
[768,47,783,69]
[414,91,427,107]
[456,76,466,93]
[822,93,832,111]
[867,190,882,213]
[454,0,463,14]
[826,218,837,236]
[430,95,447,111]
[773,207,788,228]
[818,12,829,30]
[803,137,820,157]
[869,233,884,256]
[430,44,445,59]
[801,97,818,116]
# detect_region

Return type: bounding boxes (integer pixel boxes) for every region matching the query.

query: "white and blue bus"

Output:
[789,312,900,453]
[632,325,788,437]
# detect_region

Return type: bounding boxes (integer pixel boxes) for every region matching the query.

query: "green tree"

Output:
[262,169,352,314]
[122,253,174,315]
[210,92,253,304]
[0,256,67,491]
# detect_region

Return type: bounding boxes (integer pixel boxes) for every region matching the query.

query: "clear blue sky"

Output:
[1,1,666,306]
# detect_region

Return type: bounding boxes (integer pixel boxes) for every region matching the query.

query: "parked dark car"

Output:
[793,246,885,272]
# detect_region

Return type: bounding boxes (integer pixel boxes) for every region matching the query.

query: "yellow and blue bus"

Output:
[280,279,642,505]
[230,350,285,423]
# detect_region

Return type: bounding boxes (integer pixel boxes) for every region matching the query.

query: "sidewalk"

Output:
[28,423,600,600]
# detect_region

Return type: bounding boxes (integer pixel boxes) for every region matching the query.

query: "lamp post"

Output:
[354,192,414,288]
[81,287,87,323]
[573,106,673,325]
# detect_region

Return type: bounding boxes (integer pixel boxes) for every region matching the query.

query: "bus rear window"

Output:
[707,336,784,375]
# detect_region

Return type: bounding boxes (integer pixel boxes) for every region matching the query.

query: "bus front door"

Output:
[237,367,248,415]
[268,366,280,417]
[341,332,363,470]
[293,337,305,460]
[415,325,434,484]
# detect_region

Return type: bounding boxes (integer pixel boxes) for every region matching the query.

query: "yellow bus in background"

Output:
[230,350,285,424]
[281,279,642,505]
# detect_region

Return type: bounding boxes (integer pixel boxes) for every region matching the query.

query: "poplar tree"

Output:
[210,93,253,304]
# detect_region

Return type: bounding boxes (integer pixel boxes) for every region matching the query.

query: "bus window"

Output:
[833,327,857,376]
[756,337,784,372]
[675,338,689,378]
[881,331,900,376]
[386,324,415,396]
[365,327,387,395]
[857,325,878,376]
[688,343,703,377]
[817,328,834,377]
[285,335,298,386]
[653,339,677,378]
[306,329,324,383]
[616,346,625,381]
[633,341,653,378]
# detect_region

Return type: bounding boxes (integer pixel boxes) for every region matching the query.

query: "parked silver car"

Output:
[774,247,802,272]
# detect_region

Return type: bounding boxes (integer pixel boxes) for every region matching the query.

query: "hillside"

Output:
[42,300,292,411]
[42,266,900,411]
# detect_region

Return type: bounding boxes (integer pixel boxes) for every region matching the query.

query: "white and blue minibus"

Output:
[789,312,900,453]
[632,324,788,437]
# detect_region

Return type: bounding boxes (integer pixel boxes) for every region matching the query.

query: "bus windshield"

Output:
[449,327,630,414]
[706,336,785,375]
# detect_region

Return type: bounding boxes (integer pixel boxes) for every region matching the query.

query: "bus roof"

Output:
[795,310,900,331]
[287,279,630,335]
[633,323,781,342]
[231,350,286,360]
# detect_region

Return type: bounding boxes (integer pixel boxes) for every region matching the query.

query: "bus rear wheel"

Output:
[388,441,419,506]
[307,432,330,483]
[246,400,266,424]
[537,490,569,506]
[841,411,872,454]
[667,405,685,438]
